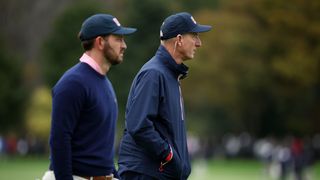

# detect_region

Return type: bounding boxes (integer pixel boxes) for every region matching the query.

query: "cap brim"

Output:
[191,24,212,33]
[113,27,137,35]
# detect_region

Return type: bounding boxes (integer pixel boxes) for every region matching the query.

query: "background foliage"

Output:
[0,0,319,141]
[0,36,28,133]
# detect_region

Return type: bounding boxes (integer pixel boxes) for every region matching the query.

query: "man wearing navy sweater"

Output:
[42,14,136,180]
[118,12,211,179]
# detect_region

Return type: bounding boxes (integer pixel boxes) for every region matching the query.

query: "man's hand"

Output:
[159,145,173,172]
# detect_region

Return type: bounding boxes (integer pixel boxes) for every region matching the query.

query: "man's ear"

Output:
[176,34,183,46]
[95,36,105,50]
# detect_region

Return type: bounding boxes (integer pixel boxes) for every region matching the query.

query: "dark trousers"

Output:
[120,171,157,180]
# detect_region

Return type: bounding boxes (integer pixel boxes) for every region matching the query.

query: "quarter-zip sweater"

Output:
[118,45,191,180]
[49,62,118,180]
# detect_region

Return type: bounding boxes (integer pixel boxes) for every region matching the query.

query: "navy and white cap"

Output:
[79,14,137,41]
[160,12,212,40]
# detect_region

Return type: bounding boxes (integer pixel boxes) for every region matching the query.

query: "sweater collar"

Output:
[155,45,189,80]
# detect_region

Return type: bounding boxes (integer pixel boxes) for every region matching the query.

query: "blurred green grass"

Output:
[0,156,319,180]
[189,159,263,180]
[0,156,49,180]
[189,158,320,180]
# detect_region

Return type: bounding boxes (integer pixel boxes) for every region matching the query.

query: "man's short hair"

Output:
[81,39,95,51]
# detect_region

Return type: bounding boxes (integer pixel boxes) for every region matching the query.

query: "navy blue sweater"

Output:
[118,45,191,180]
[49,63,118,180]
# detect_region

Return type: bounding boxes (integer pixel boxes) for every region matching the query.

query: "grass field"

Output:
[0,156,49,180]
[0,156,319,180]
[189,158,320,180]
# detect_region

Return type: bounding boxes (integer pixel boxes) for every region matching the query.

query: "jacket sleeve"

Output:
[126,69,170,160]
[50,79,84,180]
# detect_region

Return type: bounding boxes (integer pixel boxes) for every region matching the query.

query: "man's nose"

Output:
[122,40,127,49]
[195,37,202,47]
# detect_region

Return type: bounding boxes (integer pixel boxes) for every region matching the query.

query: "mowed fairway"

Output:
[0,156,319,180]
[0,156,49,180]
[189,159,263,180]
[189,159,320,180]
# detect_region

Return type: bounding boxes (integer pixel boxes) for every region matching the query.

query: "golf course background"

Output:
[0,156,319,180]
[1,1,320,180]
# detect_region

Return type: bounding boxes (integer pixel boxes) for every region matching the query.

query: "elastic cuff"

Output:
[164,145,173,162]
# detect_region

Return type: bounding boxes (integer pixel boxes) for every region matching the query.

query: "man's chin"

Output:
[111,58,123,65]
[184,55,194,61]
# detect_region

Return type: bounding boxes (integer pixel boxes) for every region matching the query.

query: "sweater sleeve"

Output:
[49,79,85,180]
[126,70,170,160]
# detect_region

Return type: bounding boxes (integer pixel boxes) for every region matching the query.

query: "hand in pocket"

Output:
[159,147,183,179]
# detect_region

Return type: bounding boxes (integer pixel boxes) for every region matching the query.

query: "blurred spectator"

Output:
[239,132,253,157]
[202,137,215,160]
[27,135,46,154]
[0,135,4,154]
[5,134,17,155]
[254,138,274,178]
[274,143,291,180]
[17,138,28,155]
[312,134,320,159]
[291,137,305,180]
[187,134,200,160]
[303,137,316,180]
[223,133,241,158]
[0,134,48,156]
[254,138,274,162]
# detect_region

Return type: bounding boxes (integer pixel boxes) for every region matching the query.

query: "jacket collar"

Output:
[155,45,189,80]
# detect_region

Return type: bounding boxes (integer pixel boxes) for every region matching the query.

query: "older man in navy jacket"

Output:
[118,12,212,180]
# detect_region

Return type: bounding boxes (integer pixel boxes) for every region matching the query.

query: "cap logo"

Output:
[160,22,165,37]
[190,16,197,24]
[113,18,121,26]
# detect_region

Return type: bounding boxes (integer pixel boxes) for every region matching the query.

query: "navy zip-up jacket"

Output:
[118,45,191,179]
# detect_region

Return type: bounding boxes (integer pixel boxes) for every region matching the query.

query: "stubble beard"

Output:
[103,41,123,65]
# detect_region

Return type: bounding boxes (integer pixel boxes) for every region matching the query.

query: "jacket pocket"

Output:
[159,147,183,179]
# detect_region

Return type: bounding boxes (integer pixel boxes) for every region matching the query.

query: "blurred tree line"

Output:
[0,0,319,140]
